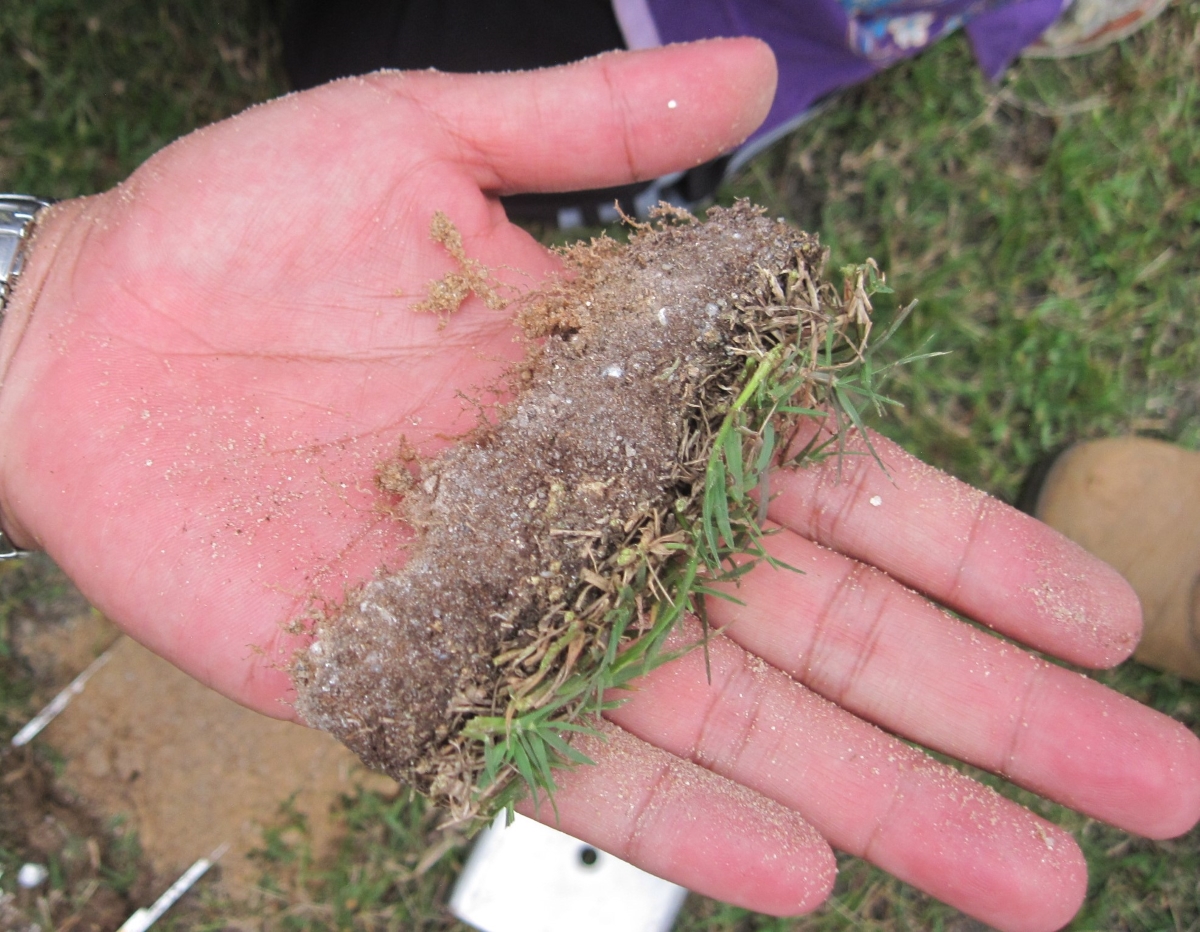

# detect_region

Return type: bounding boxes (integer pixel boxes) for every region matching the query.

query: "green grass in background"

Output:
[727,7,1200,498]
[2,2,1197,930]
[0,0,282,197]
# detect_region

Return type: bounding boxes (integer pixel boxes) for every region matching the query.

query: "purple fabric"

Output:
[645,0,1062,146]
[966,0,1062,78]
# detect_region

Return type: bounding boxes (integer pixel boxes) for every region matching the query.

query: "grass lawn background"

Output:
[1,1,1197,929]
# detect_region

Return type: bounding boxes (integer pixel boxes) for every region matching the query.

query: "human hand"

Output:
[541,428,1200,930]
[0,38,775,705]
[0,39,1195,932]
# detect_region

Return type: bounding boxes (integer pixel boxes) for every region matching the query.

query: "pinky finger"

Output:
[517,720,836,916]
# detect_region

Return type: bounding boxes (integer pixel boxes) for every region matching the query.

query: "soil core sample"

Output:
[292,202,871,825]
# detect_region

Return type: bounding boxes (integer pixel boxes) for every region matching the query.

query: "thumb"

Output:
[362,37,778,195]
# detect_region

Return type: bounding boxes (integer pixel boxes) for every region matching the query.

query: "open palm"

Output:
[0,40,1195,932]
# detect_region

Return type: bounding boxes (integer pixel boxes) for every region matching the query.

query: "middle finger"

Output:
[707,525,1196,840]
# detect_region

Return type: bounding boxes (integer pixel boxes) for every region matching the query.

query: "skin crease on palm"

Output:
[0,37,1195,932]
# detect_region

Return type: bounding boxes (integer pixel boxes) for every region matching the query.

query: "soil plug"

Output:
[292,202,899,828]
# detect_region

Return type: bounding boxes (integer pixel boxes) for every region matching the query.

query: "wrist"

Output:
[0,195,91,551]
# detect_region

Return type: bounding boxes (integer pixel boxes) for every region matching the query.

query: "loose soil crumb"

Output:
[411,211,505,323]
[292,203,832,821]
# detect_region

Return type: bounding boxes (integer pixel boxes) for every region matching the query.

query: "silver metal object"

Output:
[0,194,53,561]
[450,813,688,932]
[0,533,27,561]
[0,195,53,310]
[11,644,117,747]
[117,843,229,932]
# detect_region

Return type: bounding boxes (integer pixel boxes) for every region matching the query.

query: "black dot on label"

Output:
[579,846,599,867]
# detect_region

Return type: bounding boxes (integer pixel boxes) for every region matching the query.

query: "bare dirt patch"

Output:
[39,638,396,894]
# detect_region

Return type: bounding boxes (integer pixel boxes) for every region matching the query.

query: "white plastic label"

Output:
[450,813,688,932]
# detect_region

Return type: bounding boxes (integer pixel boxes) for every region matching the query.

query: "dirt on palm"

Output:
[292,203,825,813]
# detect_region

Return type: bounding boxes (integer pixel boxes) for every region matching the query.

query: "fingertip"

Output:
[867,766,1088,932]
[794,846,838,915]
[956,820,1088,932]
[1034,826,1089,932]
[640,778,837,916]
[579,37,778,178]
[964,820,1087,932]
[1138,716,1200,839]
[684,37,778,148]
[1091,567,1143,667]
[524,722,835,916]
[966,497,1145,669]
[1040,526,1144,669]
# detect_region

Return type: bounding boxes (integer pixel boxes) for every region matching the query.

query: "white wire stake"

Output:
[117,843,230,932]
[11,644,118,747]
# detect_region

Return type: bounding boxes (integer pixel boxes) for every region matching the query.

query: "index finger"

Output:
[768,429,1142,668]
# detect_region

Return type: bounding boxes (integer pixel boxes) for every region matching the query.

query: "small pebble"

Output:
[17,863,48,889]
[869,495,883,507]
